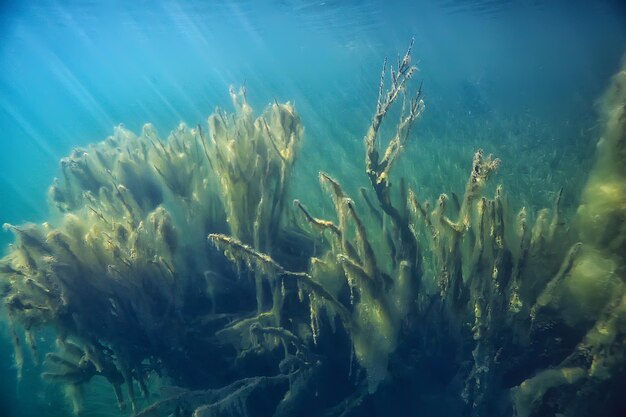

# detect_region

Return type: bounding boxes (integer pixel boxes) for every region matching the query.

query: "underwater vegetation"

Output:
[1,43,625,417]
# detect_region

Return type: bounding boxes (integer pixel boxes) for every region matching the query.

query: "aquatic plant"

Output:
[1,43,625,417]
[0,91,305,415]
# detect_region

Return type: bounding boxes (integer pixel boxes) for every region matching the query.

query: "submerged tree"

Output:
[1,43,625,417]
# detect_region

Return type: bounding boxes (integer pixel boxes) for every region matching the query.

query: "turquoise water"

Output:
[1,1,626,416]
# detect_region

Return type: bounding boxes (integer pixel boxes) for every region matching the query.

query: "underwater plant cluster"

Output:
[1,43,626,417]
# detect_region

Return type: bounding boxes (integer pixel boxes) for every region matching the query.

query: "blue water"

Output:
[1,1,626,416]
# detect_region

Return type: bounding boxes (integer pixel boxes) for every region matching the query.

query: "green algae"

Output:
[1,44,626,417]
